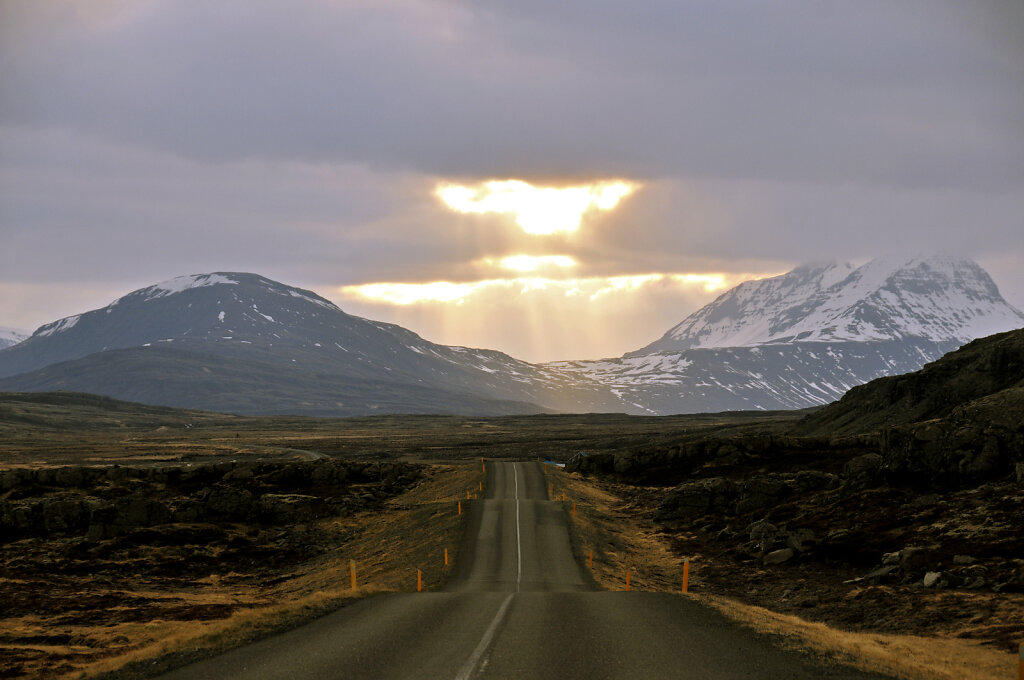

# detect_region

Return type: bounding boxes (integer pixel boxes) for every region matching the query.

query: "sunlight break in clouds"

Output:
[345,281,508,305]
[436,179,638,234]
[340,273,735,306]
[491,255,577,272]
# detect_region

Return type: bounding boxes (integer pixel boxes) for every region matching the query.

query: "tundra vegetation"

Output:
[0,329,1021,679]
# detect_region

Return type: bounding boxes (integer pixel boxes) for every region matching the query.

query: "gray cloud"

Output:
[2,0,1022,189]
[1,0,1022,357]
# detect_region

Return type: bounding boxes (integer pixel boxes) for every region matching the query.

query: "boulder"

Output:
[53,467,86,488]
[860,565,899,583]
[116,497,172,528]
[222,465,255,482]
[258,494,323,523]
[42,498,88,532]
[785,528,817,553]
[171,499,205,523]
[198,485,254,520]
[883,421,1017,487]
[899,546,932,574]
[763,548,795,565]
[794,470,839,493]
[735,474,793,514]
[842,453,884,489]
[0,469,25,491]
[655,477,737,522]
[747,518,778,552]
[565,452,615,474]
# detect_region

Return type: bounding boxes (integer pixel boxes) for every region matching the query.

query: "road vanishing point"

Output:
[159,462,889,679]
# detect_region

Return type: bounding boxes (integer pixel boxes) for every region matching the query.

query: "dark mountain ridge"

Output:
[0,273,618,416]
[1,258,1021,417]
[796,327,1024,436]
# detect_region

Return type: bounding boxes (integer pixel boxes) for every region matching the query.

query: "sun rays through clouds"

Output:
[327,176,783,359]
[435,179,637,235]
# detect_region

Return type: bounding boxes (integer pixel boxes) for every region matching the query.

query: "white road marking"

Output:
[452,462,521,680]
[452,592,514,680]
[514,463,522,591]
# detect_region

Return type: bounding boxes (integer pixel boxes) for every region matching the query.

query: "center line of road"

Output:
[514,462,522,591]
[452,592,513,680]
[453,463,521,680]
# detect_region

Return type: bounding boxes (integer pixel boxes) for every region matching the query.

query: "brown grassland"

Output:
[2,396,1020,679]
[543,465,1019,680]
[1,456,483,679]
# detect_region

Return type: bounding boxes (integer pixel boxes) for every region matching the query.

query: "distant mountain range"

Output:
[0,273,613,416]
[1,255,1021,416]
[0,327,28,350]
[550,254,1024,413]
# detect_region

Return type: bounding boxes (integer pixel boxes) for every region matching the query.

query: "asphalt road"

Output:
[158,462,890,679]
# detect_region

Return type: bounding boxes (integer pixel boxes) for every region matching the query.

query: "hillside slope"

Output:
[796,328,1024,435]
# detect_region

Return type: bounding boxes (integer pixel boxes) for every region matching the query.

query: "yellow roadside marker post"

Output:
[626,570,631,591]
[350,560,357,591]
[572,502,576,518]
[457,501,462,515]
[589,550,594,568]
[467,490,471,500]
[444,547,449,566]
[417,569,423,592]
[682,558,690,594]
[479,482,482,492]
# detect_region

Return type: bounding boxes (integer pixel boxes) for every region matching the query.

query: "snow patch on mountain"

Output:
[139,274,239,301]
[35,315,82,338]
[548,353,694,386]
[287,289,340,311]
[637,255,1024,355]
[0,327,29,349]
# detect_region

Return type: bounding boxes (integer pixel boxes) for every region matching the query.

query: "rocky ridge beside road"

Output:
[564,328,1024,654]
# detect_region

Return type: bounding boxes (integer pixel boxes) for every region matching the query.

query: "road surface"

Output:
[158,461,889,679]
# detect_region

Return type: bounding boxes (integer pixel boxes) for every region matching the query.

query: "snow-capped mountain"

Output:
[0,327,28,350]
[0,273,619,416]
[548,254,1024,413]
[0,256,1019,416]
[632,255,1024,355]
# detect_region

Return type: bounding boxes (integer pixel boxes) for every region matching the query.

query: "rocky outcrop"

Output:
[0,459,422,540]
[654,477,737,521]
[841,453,884,489]
[656,470,841,523]
[565,434,873,483]
[880,413,1023,487]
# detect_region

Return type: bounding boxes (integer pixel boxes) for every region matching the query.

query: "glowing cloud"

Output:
[340,272,741,306]
[669,273,729,293]
[343,280,512,305]
[489,255,577,272]
[436,179,638,235]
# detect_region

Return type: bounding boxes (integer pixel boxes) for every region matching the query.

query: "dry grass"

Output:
[543,467,1017,680]
[701,596,1017,680]
[8,463,485,680]
[545,465,684,593]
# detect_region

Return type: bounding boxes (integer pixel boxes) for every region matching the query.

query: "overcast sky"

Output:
[1,0,1022,361]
